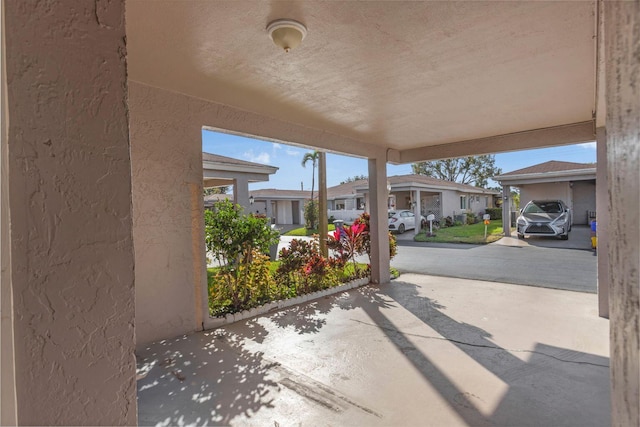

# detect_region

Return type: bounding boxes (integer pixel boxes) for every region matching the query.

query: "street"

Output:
[392,241,597,293]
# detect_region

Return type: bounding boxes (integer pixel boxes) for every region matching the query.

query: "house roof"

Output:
[326,179,369,199]
[202,152,278,175]
[385,175,500,195]
[494,160,597,185]
[250,188,310,200]
[247,175,498,202]
[496,161,596,178]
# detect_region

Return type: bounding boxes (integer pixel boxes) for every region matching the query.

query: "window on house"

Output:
[460,196,467,210]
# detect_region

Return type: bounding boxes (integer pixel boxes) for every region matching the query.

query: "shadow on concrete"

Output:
[137,279,609,426]
[136,329,280,426]
[365,280,610,426]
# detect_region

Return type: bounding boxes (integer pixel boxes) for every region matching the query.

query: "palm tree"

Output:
[301,150,320,228]
[301,150,320,202]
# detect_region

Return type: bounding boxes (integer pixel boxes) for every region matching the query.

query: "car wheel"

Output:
[517,233,524,239]
[398,224,405,234]
[560,234,569,240]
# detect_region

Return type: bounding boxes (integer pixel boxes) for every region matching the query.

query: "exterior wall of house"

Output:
[571,180,596,225]
[129,83,206,347]
[2,2,137,424]
[276,200,294,224]
[441,190,464,219]
[519,182,572,210]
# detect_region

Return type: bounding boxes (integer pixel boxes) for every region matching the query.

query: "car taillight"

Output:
[390,218,397,223]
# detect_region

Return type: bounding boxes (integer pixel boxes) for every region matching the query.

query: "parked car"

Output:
[516,200,572,240]
[388,210,427,234]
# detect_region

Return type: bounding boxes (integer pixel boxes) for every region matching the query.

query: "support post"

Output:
[596,127,609,319]
[318,152,328,257]
[2,1,137,423]
[605,1,640,425]
[368,157,391,284]
[414,189,422,235]
[233,176,251,213]
[502,185,511,237]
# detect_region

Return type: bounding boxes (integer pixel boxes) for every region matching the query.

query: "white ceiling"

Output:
[127,1,597,159]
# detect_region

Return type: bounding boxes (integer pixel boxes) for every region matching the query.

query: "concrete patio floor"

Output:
[136,274,610,426]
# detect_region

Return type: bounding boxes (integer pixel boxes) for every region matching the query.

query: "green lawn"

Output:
[284,224,336,236]
[414,222,513,244]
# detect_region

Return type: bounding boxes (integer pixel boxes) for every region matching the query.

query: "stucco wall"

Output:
[571,180,596,225]
[519,182,571,210]
[441,190,462,219]
[2,1,137,424]
[605,2,640,425]
[129,83,206,347]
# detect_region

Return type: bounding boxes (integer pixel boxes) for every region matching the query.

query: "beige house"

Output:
[2,2,639,425]
[327,175,499,226]
[496,161,597,226]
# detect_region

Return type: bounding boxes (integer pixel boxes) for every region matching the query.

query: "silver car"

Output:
[516,200,572,240]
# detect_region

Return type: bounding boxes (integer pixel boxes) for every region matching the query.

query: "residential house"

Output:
[495,161,597,225]
[326,175,499,224]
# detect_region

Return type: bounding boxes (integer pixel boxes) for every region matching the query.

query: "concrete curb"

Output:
[202,277,370,330]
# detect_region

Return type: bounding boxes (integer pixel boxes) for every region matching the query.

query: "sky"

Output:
[202,130,597,191]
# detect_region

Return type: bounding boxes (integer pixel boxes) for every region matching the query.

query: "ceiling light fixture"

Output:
[267,19,307,53]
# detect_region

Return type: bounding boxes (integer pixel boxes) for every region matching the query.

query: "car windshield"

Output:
[523,201,563,214]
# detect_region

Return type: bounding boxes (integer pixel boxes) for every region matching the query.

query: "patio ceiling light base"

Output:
[267,19,307,53]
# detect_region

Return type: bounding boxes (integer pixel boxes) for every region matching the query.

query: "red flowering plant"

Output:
[327,221,368,279]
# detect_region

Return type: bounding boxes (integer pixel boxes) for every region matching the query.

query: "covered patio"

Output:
[137,274,609,426]
[2,1,638,425]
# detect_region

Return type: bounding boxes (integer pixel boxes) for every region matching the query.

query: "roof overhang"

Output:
[496,168,597,186]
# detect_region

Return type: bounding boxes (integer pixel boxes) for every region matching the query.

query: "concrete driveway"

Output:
[137,274,610,426]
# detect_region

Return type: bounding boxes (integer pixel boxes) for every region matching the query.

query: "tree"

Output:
[301,150,320,228]
[203,186,229,196]
[411,155,501,188]
[340,175,368,185]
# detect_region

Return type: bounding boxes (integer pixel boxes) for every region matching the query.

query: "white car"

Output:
[388,210,426,234]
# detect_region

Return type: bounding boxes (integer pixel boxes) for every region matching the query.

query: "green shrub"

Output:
[485,208,502,220]
[275,238,339,295]
[209,250,276,316]
[204,200,280,315]
[304,200,319,229]
[466,211,477,224]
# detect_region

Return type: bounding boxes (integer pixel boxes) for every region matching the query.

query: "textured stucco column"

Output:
[502,185,511,236]
[368,157,390,284]
[233,176,251,213]
[605,2,640,426]
[596,127,610,319]
[2,1,137,425]
[129,84,205,346]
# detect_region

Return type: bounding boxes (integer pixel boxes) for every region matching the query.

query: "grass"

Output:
[414,222,512,244]
[284,224,336,236]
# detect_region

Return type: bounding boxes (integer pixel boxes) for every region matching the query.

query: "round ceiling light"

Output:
[267,19,307,53]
